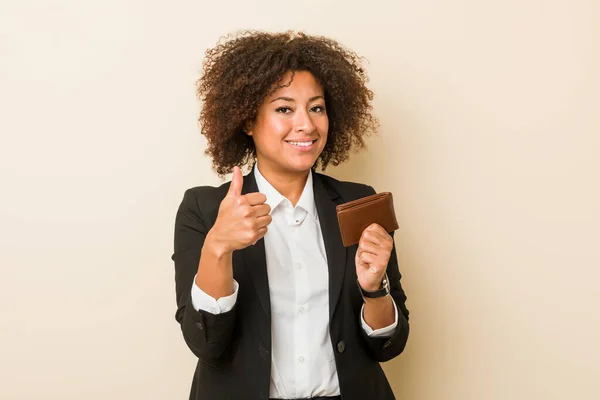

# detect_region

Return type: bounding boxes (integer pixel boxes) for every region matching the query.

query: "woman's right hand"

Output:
[207,166,272,254]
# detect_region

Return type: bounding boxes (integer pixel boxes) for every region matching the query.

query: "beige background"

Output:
[1,0,599,399]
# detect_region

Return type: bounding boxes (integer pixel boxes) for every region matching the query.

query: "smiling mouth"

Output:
[286,140,317,147]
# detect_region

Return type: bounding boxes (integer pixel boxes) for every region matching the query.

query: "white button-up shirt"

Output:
[191,164,398,399]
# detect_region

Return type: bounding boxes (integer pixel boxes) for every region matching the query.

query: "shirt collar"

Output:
[253,163,317,219]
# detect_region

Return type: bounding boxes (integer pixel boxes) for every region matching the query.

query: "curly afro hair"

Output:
[196,30,379,176]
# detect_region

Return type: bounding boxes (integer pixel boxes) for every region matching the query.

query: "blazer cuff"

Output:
[191,275,239,314]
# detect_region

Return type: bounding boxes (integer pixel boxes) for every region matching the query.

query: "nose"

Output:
[293,107,315,133]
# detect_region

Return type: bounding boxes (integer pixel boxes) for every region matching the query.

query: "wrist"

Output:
[204,231,233,258]
[358,276,385,292]
[358,274,390,299]
[363,293,392,306]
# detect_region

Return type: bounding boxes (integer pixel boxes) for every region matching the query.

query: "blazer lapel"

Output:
[240,168,271,318]
[313,172,348,319]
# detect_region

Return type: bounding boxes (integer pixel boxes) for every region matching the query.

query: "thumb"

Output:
[227,166,243,197]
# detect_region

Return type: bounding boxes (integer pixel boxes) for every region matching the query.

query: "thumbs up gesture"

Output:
[209,166,272,253]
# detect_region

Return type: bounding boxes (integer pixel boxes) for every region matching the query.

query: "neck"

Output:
[256,163,310,207]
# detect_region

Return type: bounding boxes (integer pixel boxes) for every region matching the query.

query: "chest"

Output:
[263,208,330,315]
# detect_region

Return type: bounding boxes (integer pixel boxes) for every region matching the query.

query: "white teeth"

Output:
[289,141,313,147]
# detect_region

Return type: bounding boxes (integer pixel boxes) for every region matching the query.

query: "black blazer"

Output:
[172,169,410,400]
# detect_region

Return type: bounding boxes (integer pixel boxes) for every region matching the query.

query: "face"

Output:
[246,70,329,178]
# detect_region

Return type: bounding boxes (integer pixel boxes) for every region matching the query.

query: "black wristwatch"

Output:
[357,274,390,299]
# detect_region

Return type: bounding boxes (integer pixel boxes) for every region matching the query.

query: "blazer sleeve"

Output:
[172,188,236,361]
[359,187,410,362]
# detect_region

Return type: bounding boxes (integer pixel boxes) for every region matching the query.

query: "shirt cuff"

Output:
[360,297,399,337]
[191,275,239,314]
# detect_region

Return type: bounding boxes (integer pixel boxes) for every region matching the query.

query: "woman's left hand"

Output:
[355,223,393,292]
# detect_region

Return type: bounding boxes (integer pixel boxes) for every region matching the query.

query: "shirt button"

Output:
[298,306,304,314]
[294,263,302,269]
[337,341,346,353]
[298,356,305,363]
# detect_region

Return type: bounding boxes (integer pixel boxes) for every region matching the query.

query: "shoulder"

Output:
[183,182,230,203]
[314,171,376,202]
[176,182,230,224]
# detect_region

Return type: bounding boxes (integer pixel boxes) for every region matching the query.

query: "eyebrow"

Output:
[269,95,324,103]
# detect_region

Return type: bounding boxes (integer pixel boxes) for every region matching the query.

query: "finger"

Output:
[245,192,268,206]
[359,252,386,272]
[359,251,377,267]
[366,223,391,239]
[360,231,387,248]
[358,241,383,257]
[250,204,271,217]
[251,226,269,246]
[227,166,243,197]
[355,250,369,269]
[255,214,272,229]
[361,228,392,248]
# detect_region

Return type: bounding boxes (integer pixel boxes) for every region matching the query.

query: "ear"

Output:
[243,120,254,136]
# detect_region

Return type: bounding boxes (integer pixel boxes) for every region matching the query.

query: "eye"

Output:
[311,105,326,113]
[275,107,293,114]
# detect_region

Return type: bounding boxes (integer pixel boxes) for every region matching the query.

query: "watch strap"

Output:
[357,274,390,299]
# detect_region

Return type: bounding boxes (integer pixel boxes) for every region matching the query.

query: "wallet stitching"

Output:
[335,193,390,212]
[337,202,384,213]
[337,197,386,211]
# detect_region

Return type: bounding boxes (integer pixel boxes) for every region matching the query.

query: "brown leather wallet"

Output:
[336,192,399,247]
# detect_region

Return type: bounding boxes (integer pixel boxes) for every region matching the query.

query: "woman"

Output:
[172,31,410,400]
